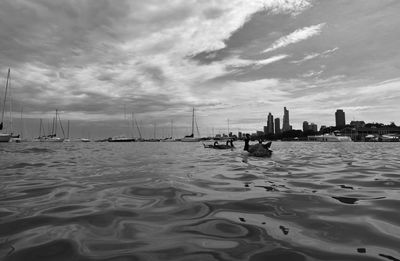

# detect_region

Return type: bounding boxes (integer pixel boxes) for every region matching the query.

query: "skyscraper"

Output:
[282,107,290,132]
[309,123,318,132]
[267,113,274,134]
[335,109,345,128]
[275,118,281,134]
[303,121,309,132]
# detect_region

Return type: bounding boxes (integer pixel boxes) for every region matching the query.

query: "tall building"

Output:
[309,123,318,132]
[282,107,290,132]
[302,121,309,132]
[267,113,274,134]
[275,118,281,134]
[335,109,346,128]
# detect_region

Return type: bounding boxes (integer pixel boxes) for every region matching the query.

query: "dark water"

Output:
[0,141,399,261]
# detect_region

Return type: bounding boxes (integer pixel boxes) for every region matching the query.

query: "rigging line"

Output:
[57,111,66,138]
[195,116,200,137]
[135,118,142,139]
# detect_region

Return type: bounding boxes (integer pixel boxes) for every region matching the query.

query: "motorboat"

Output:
[308,133,352,142]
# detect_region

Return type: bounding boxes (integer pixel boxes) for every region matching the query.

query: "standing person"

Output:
[244,134,250,151]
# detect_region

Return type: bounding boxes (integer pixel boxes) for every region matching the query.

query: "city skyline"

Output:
[1,0,400,138]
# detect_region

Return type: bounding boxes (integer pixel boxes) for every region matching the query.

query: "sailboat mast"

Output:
[20,107,23,139]
[55,109,58,136]
[9,71,12,133]
[191,107,194,136]
[67,120,70,139]
[131,112,134,139]
[1,68,10,130]
[39,119,42,138]
[171,120,173,138]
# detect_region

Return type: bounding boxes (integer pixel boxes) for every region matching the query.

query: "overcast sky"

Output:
[1,0,400,138]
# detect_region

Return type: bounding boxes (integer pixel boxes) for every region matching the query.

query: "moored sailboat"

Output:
[0,68,16,142]
[181,108,201,142]
[40,109,65,142]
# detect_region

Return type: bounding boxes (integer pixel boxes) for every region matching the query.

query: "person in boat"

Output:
[203,141,218,148]
[204,139,234,149]
[244,134,250,151]
[244,135,272,157]
[214,139,234,149]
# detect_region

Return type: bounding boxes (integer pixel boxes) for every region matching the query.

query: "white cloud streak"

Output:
[262,23,326,53]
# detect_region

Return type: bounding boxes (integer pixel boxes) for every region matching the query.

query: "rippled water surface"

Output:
[1,141,399,261]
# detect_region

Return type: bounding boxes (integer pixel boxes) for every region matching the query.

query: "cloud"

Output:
[3,0,400,137]
[225,54,289,68]
[262,23,326,53]
[291,47,338,64]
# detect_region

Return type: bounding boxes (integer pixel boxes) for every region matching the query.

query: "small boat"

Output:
[244,139,273,157]
[381,134,399,142]
[203,140,235,149]
[248,144,273,157]
[308,133,352,142]
[0,133,11,142]
[10,134,21,143]
[108,136,135,142]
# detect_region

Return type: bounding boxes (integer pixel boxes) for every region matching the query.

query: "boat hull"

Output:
[181,137,201,142]
[0,133,11,142]
[308,134,352,142]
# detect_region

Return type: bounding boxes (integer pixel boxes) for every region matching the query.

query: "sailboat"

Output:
[161,120,176,142]
[181,108,201,142]
[0,68,17,142]
[41,109,65,142]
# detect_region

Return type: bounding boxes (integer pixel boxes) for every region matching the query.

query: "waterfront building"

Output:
[310,123,318,132]
[303,121,309,132]
[282,107,290,132]
[303,121,317,132]
[275,118,281,134]
[335,109,346,128]
[267,113,274,134]
[256,131,264,137]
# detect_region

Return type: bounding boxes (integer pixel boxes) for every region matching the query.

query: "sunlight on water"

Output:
[0,142,399,261]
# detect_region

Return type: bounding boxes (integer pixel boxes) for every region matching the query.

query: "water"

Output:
[0,141,399,261]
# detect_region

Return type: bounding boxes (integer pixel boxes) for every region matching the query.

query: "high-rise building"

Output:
[303,121,317,132]
[335,109,346,128]
[309,123,318,132]
[267,113,274,134]
[282,107,290,132]
[302,121,309,132]
[274,118,281,134]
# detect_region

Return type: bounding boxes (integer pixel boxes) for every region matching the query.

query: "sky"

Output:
[1,0,400,139]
